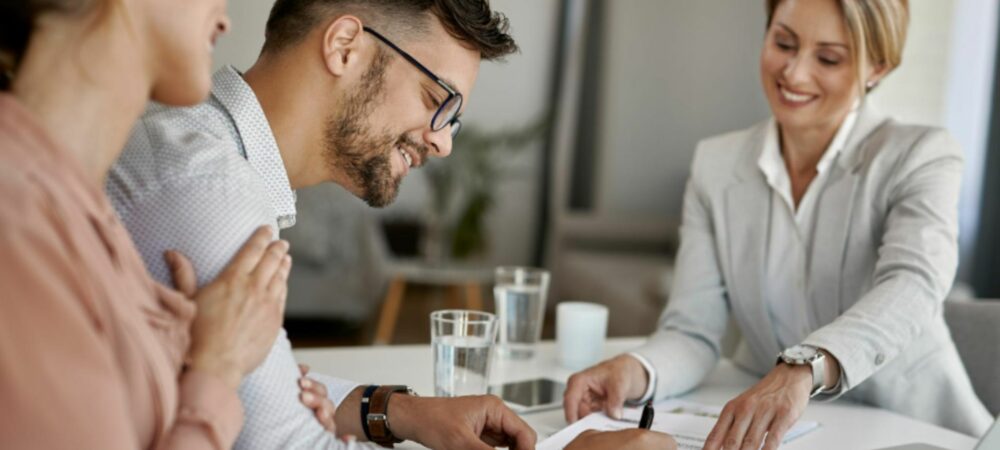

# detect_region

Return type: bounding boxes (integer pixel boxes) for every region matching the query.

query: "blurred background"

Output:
[213,0,1000,346]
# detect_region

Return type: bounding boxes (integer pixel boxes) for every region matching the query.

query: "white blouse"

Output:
[758,109,859,349]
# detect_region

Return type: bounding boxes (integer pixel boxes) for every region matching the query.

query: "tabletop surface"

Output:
[294,338,980,450]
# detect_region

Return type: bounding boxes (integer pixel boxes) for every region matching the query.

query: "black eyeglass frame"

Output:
[363,26,463,138]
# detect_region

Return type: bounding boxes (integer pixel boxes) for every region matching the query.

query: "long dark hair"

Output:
[0,0,97,90]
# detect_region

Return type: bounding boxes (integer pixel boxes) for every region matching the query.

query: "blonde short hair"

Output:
[766,0,910,92]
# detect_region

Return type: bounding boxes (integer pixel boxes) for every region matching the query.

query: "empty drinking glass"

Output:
[493,267,550,360]
[431,310,498,397]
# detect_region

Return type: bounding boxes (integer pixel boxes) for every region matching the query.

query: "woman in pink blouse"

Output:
[0,1,291,449]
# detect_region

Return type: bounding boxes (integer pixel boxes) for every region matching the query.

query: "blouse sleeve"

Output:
[0,218,139,449]
[160,370,244,449]
[0,209,243,450]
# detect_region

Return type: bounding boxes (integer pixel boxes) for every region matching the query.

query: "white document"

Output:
[538,399,820,450]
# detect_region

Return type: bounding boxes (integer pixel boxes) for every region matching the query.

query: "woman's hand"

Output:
[297,364,339,435]
[166,226,291,389]
[703,363,812,450]
[563,355,650,423]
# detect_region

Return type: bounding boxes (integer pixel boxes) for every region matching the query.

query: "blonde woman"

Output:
[564,0,992,449]
[0,0,291,448]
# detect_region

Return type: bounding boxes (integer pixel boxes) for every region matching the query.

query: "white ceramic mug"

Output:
[556,301,609,371]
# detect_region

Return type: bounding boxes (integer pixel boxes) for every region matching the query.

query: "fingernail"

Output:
[301,392,314,403]
[612,407,623,420]
[300,378,312,388]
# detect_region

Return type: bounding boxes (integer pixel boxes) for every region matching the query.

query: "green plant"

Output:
[423,116,548,259]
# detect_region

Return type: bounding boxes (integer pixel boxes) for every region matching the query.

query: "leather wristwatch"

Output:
[777,344,830,398]
[361,385,417,448]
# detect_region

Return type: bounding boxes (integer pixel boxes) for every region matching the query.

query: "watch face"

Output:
[784,345,818,361]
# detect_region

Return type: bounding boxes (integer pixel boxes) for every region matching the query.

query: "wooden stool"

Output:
[373,260,492,345]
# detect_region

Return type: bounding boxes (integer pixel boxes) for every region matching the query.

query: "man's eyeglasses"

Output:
[364,27,463,138]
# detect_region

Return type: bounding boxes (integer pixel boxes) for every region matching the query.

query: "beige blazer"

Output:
[633,102,993,436]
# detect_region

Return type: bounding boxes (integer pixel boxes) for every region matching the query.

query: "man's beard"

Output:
[323,48,406,207]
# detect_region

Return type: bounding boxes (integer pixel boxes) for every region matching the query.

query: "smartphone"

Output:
[489,378,566,413]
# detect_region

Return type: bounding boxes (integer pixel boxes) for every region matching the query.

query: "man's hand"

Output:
[389,394,537,450]
[563,354,650,423]
[703,363,812,450]
[297,364,338,435]
[566,429,677,450]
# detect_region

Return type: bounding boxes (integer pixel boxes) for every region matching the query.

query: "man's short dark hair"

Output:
[262,0,518,61]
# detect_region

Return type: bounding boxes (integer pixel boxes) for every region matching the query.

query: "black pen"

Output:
[638,399,654,429]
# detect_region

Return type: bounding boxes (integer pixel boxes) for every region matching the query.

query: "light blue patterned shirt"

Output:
[108,66,368,449]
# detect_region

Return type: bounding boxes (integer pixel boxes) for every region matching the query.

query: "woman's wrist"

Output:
[188,356,242,390]
[819,349,841,390]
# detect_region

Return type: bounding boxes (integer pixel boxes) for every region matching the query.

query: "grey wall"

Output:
[593,1,770,219]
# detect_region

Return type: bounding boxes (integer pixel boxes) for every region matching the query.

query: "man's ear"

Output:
[322,15,365,77]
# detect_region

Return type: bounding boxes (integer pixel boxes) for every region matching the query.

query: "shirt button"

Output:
[875,353,885,366]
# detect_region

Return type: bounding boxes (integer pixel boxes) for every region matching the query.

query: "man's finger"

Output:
[225,226,275,276]
[164,250,197,296]
[488,399,537,450]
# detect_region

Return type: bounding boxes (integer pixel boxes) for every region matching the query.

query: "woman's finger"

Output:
[740,408,773,450]
[704,407,734,450]
[310,378,328,399]
[762,416,795,450]
[164,250,197,297]
[723,407,754,450]
[250,240,289,291]
[225,226,275,276]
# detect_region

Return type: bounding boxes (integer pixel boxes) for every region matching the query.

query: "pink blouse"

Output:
[0,93,243,449]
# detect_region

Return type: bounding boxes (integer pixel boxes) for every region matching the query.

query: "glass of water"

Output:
[431,310,498,397]
[493,266,550,360]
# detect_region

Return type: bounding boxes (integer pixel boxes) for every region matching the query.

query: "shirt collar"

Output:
[758,103,860,183]
[210,65,297,228]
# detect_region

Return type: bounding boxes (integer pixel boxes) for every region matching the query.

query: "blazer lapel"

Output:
[808,102,888,326]
[808,166,858,325]
[725,124,782,364]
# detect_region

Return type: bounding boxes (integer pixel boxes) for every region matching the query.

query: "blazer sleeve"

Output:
[631,146,733,398]
[803,128,963,398]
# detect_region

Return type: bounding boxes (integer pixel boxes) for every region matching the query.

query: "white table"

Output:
[294,338,979,450]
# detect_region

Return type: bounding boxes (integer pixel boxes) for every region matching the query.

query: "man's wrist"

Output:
[334,386,367,439]
[385,390,418,442]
